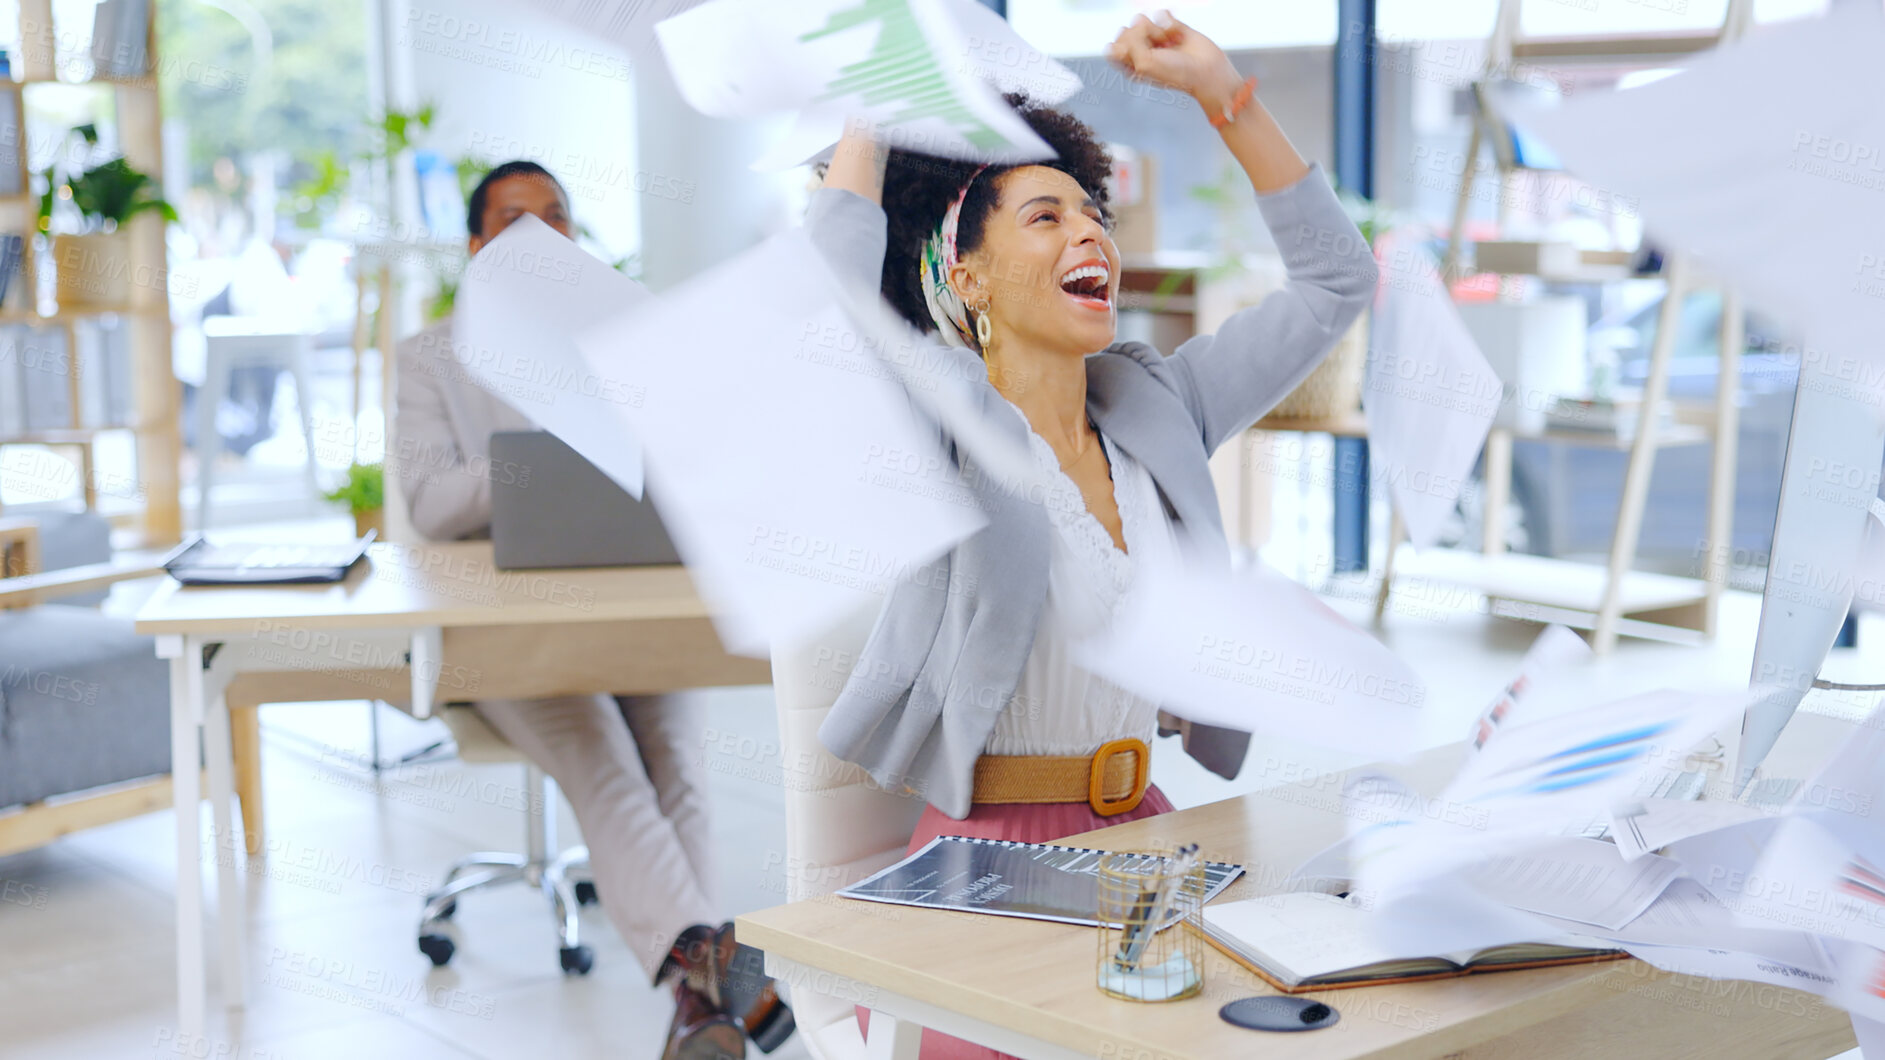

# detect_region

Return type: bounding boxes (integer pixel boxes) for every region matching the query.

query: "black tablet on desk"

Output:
[162,531,375,586]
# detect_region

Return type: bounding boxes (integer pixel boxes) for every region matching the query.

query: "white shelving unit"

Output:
[0,0,179,543]
[1373,0,1753,653]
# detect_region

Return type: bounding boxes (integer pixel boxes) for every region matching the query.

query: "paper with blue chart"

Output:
[1346,686,1751,901]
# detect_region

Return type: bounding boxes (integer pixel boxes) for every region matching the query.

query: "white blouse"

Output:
[985,402,1177,757]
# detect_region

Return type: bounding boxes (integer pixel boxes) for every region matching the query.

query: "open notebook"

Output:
[1202,891,1623,993]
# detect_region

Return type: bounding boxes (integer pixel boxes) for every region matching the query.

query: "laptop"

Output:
[488,430,682,570]
[163,531,375,586]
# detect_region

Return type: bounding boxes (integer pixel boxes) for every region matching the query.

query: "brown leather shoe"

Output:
[663,979,743,1060]
[713,921,796,1053]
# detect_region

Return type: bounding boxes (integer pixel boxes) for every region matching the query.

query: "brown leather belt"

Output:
[971,738,1150,816]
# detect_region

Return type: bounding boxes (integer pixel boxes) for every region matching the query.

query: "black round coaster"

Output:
[1219,996,1341,1032]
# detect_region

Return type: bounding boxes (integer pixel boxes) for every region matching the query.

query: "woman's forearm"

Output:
[1198,76,1311,196]
[825,119,888,205]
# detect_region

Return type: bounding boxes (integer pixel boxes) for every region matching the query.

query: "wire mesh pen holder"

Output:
[1095,850,1206,1002]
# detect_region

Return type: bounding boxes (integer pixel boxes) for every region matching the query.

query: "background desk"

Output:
[135,542,769,1042]
[739,742,1857,1059]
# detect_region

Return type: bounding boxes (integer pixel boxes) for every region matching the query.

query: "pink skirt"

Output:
[855,785,1178,1059]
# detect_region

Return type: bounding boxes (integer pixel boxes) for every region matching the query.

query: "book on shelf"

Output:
[0,91,20,197]
[0,233,26,308]
[76,314,132,428]
[1201,891,1623,993]
[1542,395,1676,439]
[8,324,73,432]
[90,0,152,80]
[0,345,21,437]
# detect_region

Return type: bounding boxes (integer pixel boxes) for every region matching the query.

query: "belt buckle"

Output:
[1089,738,1149,816]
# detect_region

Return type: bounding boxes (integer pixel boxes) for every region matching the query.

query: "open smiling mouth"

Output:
[1059,261,1112,310]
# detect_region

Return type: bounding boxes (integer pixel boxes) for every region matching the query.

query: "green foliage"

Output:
[157,0,371,196]
[426,268,458,322]
[288,105,436,230]
[378,104,436,158]
[68,158,179,227]
[37,127,177,234]
[322,462,384,514]
[455,156,494,207]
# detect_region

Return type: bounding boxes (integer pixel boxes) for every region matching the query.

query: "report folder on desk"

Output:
[1202,891,1624,993]
[838,836,1243,927]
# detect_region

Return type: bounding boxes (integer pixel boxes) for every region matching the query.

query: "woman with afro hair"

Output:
[806,17,1377,1052]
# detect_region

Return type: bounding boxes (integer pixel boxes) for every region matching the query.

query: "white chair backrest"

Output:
[770,603,926,1060]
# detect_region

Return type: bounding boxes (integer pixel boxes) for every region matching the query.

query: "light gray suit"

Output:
[807,165,1380,820]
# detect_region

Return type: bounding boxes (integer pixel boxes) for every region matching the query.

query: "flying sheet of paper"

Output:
[1622,942,1840,995]
[1666,816,1783,905]
[1737,818,1885,951]
[527,0,708,55]
[1858,1014,1885,1060]
[572,227,989,655]
[453,213,652,496]
[1461,838,1680,931]
[1609,797,1767,862]
[1466,625,1591,755]
[1506,1,1885,389]
[1365,230,1502,550]
[656,0,1060,165]
[1074,558,1427,758]
[747,0,1084,171]
[1830,941,1885,1026]
[1353,688,1749,900]
[1444,688,1747,822]
[1552,877,1838,990]
[1367,861,1585,958]
[1786,694,1885,857]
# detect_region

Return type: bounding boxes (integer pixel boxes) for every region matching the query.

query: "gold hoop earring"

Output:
[973,299,994,353]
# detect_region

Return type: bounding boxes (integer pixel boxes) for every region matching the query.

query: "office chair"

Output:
[415,704,600,975]
[770,604,926,1059]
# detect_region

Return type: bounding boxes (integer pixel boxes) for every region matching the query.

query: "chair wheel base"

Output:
[418,933,455,967]
[573,880,599,906]
[560,945,594,976]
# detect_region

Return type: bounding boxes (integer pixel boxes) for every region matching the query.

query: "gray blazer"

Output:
[811,164,1379,820]
[392,318,533,542]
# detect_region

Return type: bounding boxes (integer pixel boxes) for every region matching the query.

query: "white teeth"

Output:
[1059,264,1110,287]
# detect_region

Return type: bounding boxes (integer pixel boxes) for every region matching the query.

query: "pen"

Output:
[1113,843,1199,971]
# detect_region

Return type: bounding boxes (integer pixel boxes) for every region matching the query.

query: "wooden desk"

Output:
[135,542,769,1043]
[739,763,1855,1059]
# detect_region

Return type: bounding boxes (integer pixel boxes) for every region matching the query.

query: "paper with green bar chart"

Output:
[655,0,1063,165]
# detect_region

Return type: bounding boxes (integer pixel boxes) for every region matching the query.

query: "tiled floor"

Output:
[3,574,1879,1057]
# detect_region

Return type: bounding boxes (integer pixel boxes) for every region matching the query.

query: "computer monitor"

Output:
[1737,356,1885,790]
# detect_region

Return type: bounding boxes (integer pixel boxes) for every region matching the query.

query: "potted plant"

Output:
[323,462,385,539]
[38,124,176,308]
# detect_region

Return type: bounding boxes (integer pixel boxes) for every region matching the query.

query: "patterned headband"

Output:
[919,165,989,351]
